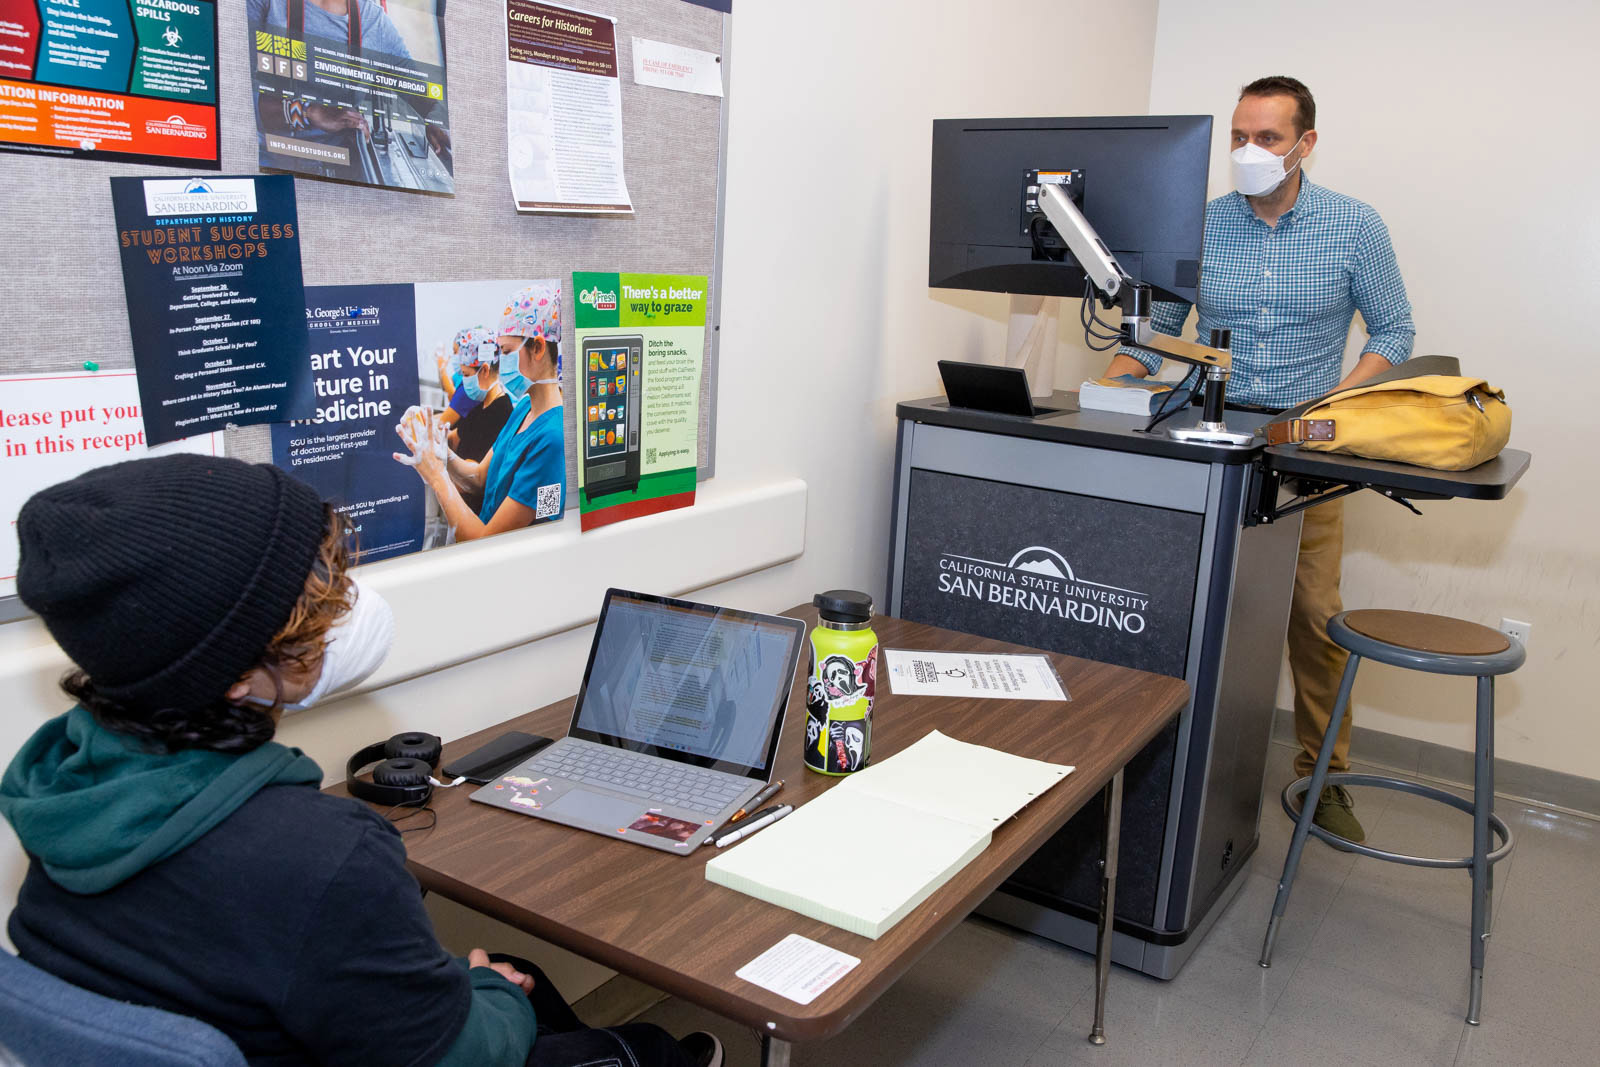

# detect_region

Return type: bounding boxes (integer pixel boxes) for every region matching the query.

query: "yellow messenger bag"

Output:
[1262,355,1511,472]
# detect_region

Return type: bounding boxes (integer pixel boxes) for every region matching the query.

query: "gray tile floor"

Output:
[634,741,1600,1065]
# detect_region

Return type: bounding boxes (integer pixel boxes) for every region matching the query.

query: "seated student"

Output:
[0,454,721,1067]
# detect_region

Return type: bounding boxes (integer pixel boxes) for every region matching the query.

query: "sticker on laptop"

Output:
[628,812,701,843]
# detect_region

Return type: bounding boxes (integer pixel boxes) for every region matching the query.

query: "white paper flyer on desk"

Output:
[883,649,1070,701]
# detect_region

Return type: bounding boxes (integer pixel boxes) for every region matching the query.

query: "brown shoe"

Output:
[1312,784,1366,845]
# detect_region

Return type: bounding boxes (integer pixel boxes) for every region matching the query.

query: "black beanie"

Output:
[16,454,328,715]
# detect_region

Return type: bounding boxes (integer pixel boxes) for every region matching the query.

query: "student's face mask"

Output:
[499,344,531,400]
[1230,133,1306,197]
[246,579,395,714]
[461,369,488,403]
[500,340,560,398]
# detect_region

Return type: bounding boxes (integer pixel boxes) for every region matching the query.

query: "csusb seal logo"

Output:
[935,545,1151,633]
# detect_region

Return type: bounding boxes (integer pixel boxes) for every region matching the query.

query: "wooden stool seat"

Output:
[1344,609,1510,657]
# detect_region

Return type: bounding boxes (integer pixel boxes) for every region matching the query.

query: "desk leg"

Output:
[761,1034,792,1066]
[1088,769,1124,1046]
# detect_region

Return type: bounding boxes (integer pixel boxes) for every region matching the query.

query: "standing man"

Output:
[1103,76,1415,843]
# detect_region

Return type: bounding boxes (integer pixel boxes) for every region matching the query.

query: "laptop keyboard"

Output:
[531,743,749,813]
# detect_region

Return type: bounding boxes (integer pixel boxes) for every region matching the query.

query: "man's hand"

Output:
[1333,352,1394,393]
[468,948,534,994]
[1102,354,1153,380]
[425,124,452,155]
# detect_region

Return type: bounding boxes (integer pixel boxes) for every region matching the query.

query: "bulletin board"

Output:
[0,0,730,618]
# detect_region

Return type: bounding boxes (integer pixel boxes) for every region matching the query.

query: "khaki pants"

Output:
[1287,498,1350,778]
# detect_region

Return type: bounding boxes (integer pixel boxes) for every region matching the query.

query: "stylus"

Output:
[729,779,785,823]
[712,804,793,848]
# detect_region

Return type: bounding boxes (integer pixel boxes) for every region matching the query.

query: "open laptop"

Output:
[470,589,807,853]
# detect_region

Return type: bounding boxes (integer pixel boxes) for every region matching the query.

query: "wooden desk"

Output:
[332,607,1187,1065]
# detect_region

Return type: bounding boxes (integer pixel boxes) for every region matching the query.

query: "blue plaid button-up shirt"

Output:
[1123,177,1415,409]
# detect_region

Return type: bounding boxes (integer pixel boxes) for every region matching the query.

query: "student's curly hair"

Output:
[62,507,356,754]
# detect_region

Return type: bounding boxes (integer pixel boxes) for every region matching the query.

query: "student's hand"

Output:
[469,948,534,993]
[393,406,447,486]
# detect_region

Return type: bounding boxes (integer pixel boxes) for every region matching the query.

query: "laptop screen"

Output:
[569,590,807,777]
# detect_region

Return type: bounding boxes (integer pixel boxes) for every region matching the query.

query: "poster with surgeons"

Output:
[392,278,568,547]
[247,0,453,194]
[270,284,424,564]
[572,271,703,531]
[110,173,316,446]
[0,0,220,167]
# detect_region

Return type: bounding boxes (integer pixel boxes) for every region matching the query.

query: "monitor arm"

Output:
[1034,182,1253,445]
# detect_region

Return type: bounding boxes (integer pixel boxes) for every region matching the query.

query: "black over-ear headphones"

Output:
[346,732,443,807]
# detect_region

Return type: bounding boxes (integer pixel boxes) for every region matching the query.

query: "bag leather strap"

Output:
[1264,418,1336,446]
[1261,354,1462,445]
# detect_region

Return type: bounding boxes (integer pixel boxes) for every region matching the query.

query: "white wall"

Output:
[0,0,1159,982]
[1148,0,1600,777]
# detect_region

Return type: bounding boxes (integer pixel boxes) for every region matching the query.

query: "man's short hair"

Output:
[1239,76,1316,136]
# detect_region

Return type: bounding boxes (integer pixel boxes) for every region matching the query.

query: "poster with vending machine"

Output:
[572,271,705,531]
[581,336,642,500]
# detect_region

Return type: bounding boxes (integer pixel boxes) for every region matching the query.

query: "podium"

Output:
[886,391,1529,978]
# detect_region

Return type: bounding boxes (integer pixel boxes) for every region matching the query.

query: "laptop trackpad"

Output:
[546,789,641,828]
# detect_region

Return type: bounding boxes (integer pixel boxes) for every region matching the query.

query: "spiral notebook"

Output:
[704,731,1072,939]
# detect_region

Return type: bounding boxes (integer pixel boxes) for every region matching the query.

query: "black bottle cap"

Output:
[813,589,873,624]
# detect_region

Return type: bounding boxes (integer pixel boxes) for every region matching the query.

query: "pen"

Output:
[730,779,785,822]
[712,804,792,848]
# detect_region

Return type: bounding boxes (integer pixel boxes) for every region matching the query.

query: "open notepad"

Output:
[704,731,1073,939]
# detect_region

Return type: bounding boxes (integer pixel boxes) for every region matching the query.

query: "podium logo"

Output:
[143,178,256,216]
[935,545,1151,633]
[579,286,617,311]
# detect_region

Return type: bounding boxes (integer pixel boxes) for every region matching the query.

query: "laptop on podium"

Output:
[471,589,807,853]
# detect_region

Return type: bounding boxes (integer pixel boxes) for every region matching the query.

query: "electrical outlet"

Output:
[1500,618,1532,647]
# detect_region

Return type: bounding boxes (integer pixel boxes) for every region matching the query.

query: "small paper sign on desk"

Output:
[737,934,859,1005]
[883,649,1070,701]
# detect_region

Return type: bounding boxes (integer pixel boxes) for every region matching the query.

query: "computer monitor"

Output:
[928,116,1211,304]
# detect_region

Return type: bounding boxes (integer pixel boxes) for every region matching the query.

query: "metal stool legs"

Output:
[1467,675,1494,1025]
[1260,656,1507,1024]
[1259,653,1361,967]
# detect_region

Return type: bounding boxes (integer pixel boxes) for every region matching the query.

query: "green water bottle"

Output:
[804,590,878,776]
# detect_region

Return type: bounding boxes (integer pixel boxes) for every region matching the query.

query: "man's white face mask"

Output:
[247,579,395,713]
[1230,132,1307,198]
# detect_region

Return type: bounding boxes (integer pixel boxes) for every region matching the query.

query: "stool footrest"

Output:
[1283,773,1514,868]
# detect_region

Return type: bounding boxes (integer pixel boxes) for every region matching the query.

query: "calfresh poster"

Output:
[0,0,220,167]
[110,173,314,445]
[572,271,703,531]
[247,0,453,194]
[0,370,220,599]
[271,284,424,564]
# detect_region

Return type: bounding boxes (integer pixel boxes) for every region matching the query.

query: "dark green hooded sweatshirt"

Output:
[0,707,534,1067]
